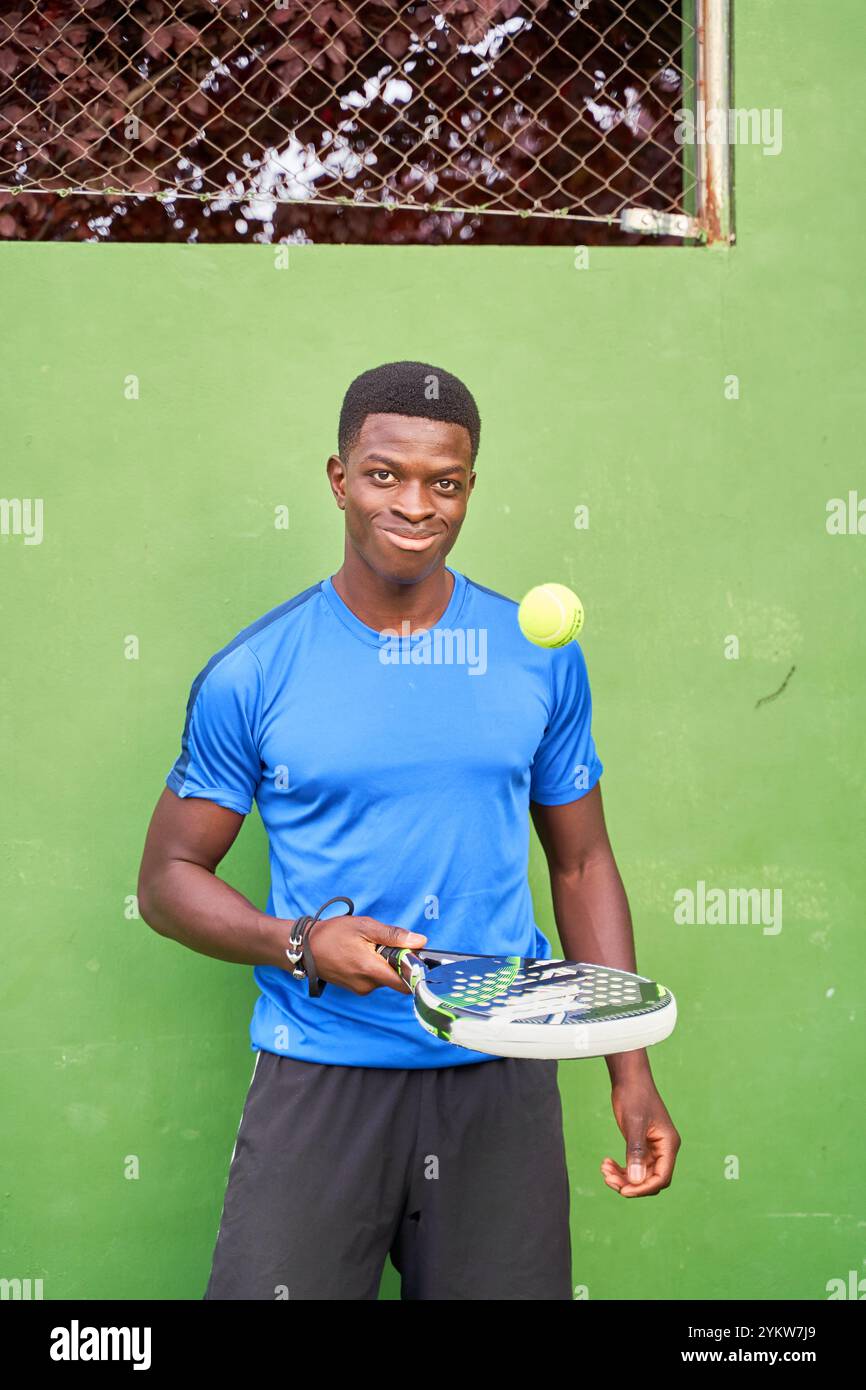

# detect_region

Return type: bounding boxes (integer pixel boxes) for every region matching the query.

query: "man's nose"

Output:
[393,482,436,519]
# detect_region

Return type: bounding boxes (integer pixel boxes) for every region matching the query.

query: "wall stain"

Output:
[755,664,796,710]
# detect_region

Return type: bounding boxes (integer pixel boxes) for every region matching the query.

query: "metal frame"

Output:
[695,0,735,244]
[619,0,734,245]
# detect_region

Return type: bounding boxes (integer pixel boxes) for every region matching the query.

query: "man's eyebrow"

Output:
[364,453,468,475]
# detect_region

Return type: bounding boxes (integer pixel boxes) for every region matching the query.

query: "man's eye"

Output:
[436,479,459,492]
[372,470,393,482]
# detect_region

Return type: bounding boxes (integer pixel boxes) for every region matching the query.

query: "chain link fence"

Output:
[0,0,720,244]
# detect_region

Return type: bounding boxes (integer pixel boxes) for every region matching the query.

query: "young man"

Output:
[138,360,680,1301]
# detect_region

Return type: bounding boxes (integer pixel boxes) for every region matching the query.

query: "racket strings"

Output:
[434,962,649,1018]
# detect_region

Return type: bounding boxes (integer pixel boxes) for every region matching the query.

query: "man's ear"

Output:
[326,454,347,510]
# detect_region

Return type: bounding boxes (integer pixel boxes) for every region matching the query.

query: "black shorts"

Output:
[204,1049,572,1301]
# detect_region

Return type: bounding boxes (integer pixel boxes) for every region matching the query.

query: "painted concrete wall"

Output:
[1,1,863,1299]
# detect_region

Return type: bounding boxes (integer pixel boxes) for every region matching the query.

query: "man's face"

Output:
[328,412,476,583]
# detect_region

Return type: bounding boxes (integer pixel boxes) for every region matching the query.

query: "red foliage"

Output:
[0,0,687,243]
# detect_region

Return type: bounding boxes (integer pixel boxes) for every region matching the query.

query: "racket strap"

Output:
[287,896,355,998]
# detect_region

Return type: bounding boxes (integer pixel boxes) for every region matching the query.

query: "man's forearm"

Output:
[139,860,292,969]
[548,853,653,1083]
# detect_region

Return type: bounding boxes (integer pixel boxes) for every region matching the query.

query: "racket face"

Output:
[413,956,676,1060]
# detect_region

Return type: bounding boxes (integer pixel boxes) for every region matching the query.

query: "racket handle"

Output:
[375,945,400,965]
[376,944,426,990]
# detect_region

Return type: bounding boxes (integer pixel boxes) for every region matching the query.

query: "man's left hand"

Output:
[601,1072,681,1198]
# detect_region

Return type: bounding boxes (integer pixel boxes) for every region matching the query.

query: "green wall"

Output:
[1,1,864,1300]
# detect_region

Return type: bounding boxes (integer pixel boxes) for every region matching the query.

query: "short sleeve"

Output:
[166,643,263,815]
[529,641,603,806]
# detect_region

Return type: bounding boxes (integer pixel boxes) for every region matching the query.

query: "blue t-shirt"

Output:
[166,568,603,1068]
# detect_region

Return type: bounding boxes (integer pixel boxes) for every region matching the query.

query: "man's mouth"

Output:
[380,526,442,552]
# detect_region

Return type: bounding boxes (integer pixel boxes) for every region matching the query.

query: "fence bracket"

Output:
[620,208,703,239]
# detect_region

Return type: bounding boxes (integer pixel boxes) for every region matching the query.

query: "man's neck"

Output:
[331,552,455,634]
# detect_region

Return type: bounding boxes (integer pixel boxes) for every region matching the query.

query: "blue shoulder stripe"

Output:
[465,576,517,606]
[172,581,322,787]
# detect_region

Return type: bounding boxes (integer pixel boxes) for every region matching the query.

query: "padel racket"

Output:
[377,946,676,1060]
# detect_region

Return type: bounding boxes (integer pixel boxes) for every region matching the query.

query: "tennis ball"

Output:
[518,583,584,648]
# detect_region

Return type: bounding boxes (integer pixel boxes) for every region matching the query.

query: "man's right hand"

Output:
[303,915,427,995]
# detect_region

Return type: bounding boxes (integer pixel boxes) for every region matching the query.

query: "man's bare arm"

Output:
[138,788,293,967]
[531,783,642,1037]
[531,783,681,1197]
[137,788,423,990]
[531,784,667,1088]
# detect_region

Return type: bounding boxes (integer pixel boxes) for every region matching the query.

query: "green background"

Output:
[2,0,864,1301]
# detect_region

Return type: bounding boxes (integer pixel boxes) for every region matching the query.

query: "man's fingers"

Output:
[364,919,428,951]
[600,1157,625,1187]
[601,1167,625,1193]
[625,1128,649,1184]
[601,1155,669,1198]
[617,1174,666,1197]
[371,960,412,994]
[357,945,413,993]
[356,918,426,990]
[649,1136,679,1188]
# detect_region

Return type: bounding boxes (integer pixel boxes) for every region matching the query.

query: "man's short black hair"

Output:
[338,361,481,465]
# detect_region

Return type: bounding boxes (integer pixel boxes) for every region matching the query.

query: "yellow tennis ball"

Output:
[518,583,584,648]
